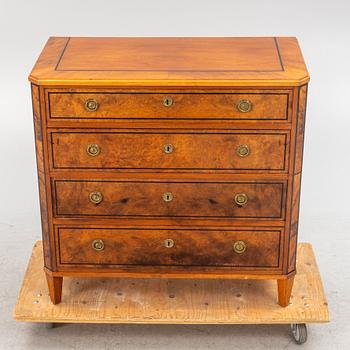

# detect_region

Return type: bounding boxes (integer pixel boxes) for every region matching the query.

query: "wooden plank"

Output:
[13,241,329,324]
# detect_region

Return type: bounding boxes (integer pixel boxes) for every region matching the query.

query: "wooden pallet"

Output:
[13,241,329,325]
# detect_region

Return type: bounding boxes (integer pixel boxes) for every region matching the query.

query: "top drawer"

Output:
[48,92,290,120]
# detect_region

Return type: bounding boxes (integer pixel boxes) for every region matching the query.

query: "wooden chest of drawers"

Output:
[29,37,309,306]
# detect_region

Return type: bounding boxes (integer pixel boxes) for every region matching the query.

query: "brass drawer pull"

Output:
[237,99,252,113]
[86,144,100,156]
[234,193,248,206]
[163,144,174,154]
[164,238,174,248]
[162,192,173,202]
[92,239,104,251]
[236,144,250,157]
[163,96,173,107]
[84,99,99,112]
[233,240,247,254]
[89,191,103,204]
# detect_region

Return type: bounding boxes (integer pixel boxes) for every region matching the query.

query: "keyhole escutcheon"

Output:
[163,144,174,154]
[163,96,173,107]
[162,192,173,202]
[164,238,174,248]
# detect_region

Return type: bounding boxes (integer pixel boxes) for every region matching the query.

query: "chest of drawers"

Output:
[29,37,309,306]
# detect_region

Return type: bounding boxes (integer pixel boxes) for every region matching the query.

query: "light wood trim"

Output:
[13,241,329,324]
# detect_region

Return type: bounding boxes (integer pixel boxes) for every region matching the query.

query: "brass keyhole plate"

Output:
[163,96,173,107]
[162,192,173,202]
[164,238,174,248]
[164,144,174,154]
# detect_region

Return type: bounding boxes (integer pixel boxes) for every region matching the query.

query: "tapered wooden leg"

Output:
[277,276,294,307]
[45,272,63,305]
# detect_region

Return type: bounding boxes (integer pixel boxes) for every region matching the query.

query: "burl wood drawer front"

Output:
[48,92,289,120]
[57,228,281,268]
[54,181,286,219]
[51,132,288,171]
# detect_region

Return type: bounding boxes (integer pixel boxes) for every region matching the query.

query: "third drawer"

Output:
[54,180,286,219]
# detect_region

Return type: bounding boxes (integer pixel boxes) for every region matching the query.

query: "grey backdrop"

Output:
[0,0,349,349]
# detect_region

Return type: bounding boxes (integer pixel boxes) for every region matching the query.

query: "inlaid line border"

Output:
[56,226,282,269]
[52,179,286,220]
[55,37,285,73]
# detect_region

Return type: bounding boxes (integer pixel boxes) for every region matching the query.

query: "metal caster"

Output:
[290,323,307,344]
[45,323,56,329]
[45,323,63,329]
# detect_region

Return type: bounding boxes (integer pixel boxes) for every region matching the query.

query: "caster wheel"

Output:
[45,323,56,329]
[45,323,61,329]
[290,323,307,344]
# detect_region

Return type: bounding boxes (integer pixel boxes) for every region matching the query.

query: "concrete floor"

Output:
[1,216,349,350]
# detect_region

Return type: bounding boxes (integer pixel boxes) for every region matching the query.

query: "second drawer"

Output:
[50,132,288,171]
[54,180,286,219]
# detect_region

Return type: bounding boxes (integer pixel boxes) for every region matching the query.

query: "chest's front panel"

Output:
[30,37,309,305]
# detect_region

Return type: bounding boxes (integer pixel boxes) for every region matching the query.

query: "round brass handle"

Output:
[236,144,250,157]
[233,240,247,254]
[237,99,252,113]
[84,99,99,112]
[86,144,100,157]
[162,192,173,202]
[89,191,103,204]
[163,144,174,154]
[164,238,174,248]
[163,96,173,107]
[234,193,248,206]
[92,239,104,251]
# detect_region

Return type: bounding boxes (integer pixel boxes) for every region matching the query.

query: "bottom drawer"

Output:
[57,228,281,268]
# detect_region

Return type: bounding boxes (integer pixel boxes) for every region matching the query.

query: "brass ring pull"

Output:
[162,192,173,202]
[89,191,103,204]
[237,99,252,113]
[233,240,247,254]
[84,99,99,112]
[86,144,100,157]
[163,144,174,154]
[92,239,104,251]
[236,144,250,157]
[234,193,248,206]
[164,238,174,248]
[163,96,173,107]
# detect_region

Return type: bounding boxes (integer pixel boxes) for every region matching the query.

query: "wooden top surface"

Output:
[13,241,328,324]
[29,37,309,87]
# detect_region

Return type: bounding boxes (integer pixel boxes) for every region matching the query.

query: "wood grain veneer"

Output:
[48,92,289,120]
[29,37,309,307]
[51,131,288,171]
